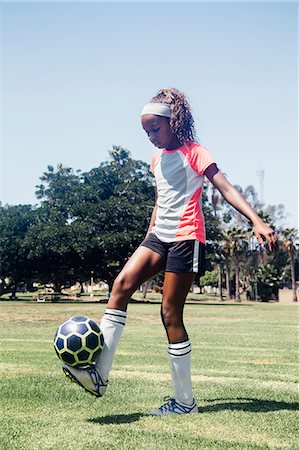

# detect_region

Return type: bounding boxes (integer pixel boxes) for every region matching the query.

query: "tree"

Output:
[221,230,233,300]
[22,206,80,292]
[2,150,293,304]
[221,227,249,301]
[209,182,284,302]
[280,228,298,302]
[256,264,279,302]
[76,147,155,290]
[199,269,218,293]
[208,182,259,301]
[20,165,85,292]
[216,183,262,227]
[0,205,36,297]
[32,147,155,291]
[35,164,83,217]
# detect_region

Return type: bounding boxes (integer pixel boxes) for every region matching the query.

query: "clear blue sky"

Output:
[1,1,298,228]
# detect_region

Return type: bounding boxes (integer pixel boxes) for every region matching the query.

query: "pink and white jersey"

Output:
[150,141,215,243]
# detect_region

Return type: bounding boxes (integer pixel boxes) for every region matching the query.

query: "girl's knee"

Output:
[161,303,182,329]
[112,271,136,296]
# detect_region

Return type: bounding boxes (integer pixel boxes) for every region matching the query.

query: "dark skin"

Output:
[107,114,277,344]
[141,115,181,150]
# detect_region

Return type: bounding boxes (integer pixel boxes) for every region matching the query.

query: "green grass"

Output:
[0,301,298,449]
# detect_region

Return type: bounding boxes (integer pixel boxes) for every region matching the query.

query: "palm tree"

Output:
[222,232,233,300]
[281,228,298,302]
[256,264,278,301]
[222,227,249,301]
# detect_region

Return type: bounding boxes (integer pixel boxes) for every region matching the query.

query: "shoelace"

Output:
[159,397,176,413]
[87,366,106,392]
[159,396,196,414]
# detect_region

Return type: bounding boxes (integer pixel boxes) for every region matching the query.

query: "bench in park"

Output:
[35,292,62,302]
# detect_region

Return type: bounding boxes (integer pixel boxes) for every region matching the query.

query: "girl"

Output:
[62,88,277,415]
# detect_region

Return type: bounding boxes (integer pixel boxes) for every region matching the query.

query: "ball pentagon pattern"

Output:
[54,316,104,368]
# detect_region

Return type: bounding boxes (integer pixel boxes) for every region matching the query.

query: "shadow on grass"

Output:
[88,412,144,425]
[198,398,299,413]
[86,398,298,423]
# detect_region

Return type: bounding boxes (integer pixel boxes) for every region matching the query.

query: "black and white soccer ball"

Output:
[54,316,104,368]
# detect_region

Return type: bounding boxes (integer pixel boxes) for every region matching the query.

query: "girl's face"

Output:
[141,115,181,150]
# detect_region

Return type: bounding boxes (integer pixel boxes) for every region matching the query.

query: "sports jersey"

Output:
[150,141,215,243]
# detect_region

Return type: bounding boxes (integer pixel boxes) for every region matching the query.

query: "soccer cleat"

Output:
[149,397,198,416]
[62,364,108,398]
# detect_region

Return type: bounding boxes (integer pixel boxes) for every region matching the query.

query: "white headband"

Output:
[141,102,171,118]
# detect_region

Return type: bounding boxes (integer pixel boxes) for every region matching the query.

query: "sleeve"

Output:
[150,150,161,174]
[204,163,219,181]
[188,145,216,176]
[150,156,155,174]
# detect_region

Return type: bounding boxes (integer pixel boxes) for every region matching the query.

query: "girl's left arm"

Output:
[210,171,277,251]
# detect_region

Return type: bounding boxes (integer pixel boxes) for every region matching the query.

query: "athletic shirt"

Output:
[150,141,215,244]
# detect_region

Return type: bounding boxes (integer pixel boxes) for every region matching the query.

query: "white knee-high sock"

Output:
[168,340,194,405]
[96,308,127,382]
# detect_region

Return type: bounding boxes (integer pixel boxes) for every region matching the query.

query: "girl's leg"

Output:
[97,245,165,381]
[161,272,194,343]
[107,245,165,311]
[161,272,195,406]
[63,245,165,397]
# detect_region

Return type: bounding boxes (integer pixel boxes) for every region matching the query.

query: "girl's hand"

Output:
[253,221,277,252]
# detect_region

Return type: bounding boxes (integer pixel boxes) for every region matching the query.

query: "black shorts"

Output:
[140,233,205,274]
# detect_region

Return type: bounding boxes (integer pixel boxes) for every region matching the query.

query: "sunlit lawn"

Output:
[0,300,298,449]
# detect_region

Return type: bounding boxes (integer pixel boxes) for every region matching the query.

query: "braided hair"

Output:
[150,88,197,144]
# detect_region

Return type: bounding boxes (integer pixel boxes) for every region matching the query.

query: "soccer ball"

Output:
[54,316,104,368]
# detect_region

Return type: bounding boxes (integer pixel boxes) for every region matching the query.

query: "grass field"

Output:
[0,300,298,450]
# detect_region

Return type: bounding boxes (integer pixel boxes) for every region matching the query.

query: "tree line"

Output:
[0,147,298,301]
